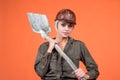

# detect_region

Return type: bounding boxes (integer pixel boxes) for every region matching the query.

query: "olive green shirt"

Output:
[34,37,99,80]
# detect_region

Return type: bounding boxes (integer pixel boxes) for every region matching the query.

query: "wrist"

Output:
[47,48,53,53]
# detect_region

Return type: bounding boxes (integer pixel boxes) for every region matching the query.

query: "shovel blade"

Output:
[27,12,51,33]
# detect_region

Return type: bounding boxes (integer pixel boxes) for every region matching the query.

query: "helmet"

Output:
[55,9,76,24]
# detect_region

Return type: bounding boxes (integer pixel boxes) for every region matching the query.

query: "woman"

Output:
[34,9,99,80]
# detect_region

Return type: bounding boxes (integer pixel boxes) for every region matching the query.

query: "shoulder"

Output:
[71,38,85,46]
[38,41,49,50]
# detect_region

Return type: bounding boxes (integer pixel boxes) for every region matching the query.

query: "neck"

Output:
[56,36,68,44]
[55,36,68,50]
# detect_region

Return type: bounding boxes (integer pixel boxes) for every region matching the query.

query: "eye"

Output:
[68,24,73,28]
[61,23,66,27]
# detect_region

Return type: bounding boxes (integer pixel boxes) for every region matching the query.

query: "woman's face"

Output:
[56,21,74,38]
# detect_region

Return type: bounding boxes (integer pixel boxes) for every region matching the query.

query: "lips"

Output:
[63,32,69,35]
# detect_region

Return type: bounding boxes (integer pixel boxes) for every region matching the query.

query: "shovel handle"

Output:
[41,32,86,80]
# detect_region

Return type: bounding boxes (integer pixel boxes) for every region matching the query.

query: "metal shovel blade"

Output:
[27,12,51,34]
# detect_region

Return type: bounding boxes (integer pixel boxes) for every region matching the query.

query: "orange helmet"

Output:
[55,9,76,24]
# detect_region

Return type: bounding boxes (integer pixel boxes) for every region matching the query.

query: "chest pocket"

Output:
[66,51,80,68]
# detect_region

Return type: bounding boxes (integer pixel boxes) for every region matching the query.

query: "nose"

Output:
[64,25,69,30]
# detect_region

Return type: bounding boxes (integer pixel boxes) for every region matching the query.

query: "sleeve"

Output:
[80,43,100,79]
[34,43,52,78]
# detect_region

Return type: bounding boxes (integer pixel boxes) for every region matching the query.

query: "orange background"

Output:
[0,0,120,80]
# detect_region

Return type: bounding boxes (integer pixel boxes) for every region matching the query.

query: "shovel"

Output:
[27,13,86,80]
[27,12,77,70]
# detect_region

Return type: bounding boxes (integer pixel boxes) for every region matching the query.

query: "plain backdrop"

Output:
[0,0,120,80]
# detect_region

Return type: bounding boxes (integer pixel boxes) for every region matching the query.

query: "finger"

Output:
[74,69,85,78]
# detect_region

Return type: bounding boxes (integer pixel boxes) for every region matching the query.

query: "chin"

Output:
[62,35,69,38]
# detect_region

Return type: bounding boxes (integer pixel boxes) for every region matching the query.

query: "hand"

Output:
[47,38,58,53]
[72,68,85,80]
